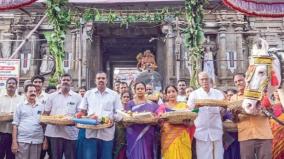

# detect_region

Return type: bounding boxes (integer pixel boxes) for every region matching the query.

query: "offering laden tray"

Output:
[40,115,74,126]
[117,110,158,124]
[0,112,13,122]
[223,120,238,132]
[195,99,228,108]
[73,116,113,130]
[160,111,197,124]
[76,122,113,130]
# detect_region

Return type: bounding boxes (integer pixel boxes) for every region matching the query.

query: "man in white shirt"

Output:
[187,72,225,159]
[12,84,45,159]
[177,80,188,102]
[0,78,23,159]
[78,72,123,159]
[43,74,81,159]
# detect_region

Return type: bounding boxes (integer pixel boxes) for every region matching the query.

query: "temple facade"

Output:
[0,0,284,90]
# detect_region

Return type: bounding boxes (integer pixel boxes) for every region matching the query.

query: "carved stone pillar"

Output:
[217,25,227,79]
[279,33,284,49]
[13,30,23,56]
[71,31,77,70]
[76,31,80,71]
[235,25,245,72]
[162,24,175,85]
[31,32,40,67]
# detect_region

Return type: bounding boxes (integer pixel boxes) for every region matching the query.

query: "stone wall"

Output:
[1,5,284,90]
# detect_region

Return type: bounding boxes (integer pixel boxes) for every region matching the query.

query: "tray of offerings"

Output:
[117,110,158,124]
[0,112,13,122]
[40,115,74,126]
[160,111,197,124]
[76,122,113,129]
[73,116,113,130]
[194,99,228,108]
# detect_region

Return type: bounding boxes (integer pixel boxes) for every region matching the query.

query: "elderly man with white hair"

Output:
[187,72,225,159]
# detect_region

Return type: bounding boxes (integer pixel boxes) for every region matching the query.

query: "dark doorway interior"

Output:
[95,23,161,88]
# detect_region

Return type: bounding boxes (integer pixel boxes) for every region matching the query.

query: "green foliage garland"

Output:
[184,0,206,88]
[44,1,205,87]
[45,0,71,85]
[81,8,183,27]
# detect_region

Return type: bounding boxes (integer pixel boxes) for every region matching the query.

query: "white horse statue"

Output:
[242,38,282,114]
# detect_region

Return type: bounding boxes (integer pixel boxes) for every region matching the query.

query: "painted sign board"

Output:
[0,59,20,94]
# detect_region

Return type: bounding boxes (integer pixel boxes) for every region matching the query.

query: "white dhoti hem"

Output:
[196,139,224,159]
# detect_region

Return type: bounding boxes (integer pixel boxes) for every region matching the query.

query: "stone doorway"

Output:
[91,23,166,88]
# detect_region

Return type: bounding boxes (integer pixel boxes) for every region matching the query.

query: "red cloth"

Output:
[273,103,283,117]
[261,96,271,108]
[223,0,284,17]
[0,0,37,11]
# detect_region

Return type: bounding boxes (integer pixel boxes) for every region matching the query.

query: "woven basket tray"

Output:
[195,99,228,108]
[76,122,113,130]
[227,100,243,110]
[223,120,237,132]
[0,113,13,122]
[160,111,197,124]
[122,116,158,124]
[40,115,75,126]
[227,100,266,116]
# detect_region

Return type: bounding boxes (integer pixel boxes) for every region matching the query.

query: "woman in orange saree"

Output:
[157,85,192,159]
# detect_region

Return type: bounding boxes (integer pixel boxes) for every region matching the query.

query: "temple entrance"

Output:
[93,23,164,88]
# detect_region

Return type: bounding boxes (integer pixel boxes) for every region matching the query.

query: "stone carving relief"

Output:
[203,36,217,84]
[39,43,54,75]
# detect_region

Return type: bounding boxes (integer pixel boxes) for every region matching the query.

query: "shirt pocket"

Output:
[67,101,77,115]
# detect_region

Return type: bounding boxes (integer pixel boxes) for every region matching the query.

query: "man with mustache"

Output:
[231,73,272,159]
[113,81,121,93]
[119,82,129,95]
[0,78,23,159]
[77,71,122,159]
[31,75,48,105]
[177,80,188,102]
[43,74,81,159]
[11,84,45,159]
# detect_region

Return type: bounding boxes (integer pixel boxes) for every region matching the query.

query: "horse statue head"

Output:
[242,38,282,114]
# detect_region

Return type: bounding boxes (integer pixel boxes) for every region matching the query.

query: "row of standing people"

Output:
[113,72,284,159]
[0,71,283,159]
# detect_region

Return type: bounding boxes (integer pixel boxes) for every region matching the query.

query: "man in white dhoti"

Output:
[187,72,225,159]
